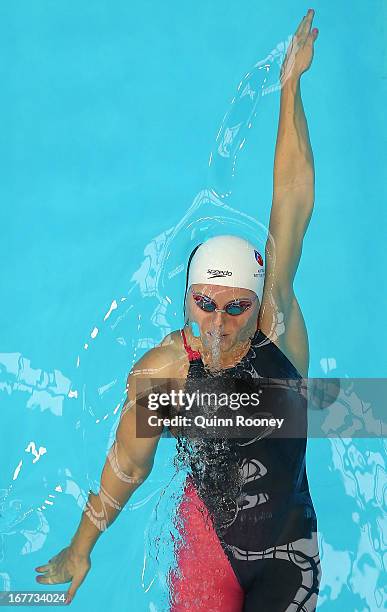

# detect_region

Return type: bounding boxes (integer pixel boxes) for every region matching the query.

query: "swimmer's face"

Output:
[185,283,260,351]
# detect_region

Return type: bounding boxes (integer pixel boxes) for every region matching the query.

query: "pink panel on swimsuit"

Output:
[169,477,244,612]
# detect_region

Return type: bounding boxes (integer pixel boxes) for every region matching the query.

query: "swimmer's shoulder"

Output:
[158,329,189,375]
[158,328,186,350]
[130,329,188,379]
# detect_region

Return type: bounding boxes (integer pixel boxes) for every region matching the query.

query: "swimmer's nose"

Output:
[211,310,226,331]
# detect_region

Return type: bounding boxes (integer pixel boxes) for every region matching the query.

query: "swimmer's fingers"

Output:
[35,557,72,585]
[285,11,314,65]
[36,572,66,586]
[295,10,315,42]
[35,557,64,582]
[294,14,308,37]
[292,11,318,57]
[35,562,51,573]
[35,546,91,601]
[281,10,318,81]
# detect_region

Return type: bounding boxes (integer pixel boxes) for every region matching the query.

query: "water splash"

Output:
[208,35,292,199]
[203,322,223,370]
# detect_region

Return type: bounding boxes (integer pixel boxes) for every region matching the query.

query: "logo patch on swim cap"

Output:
[207,269,232,279]
[254,250,264,266]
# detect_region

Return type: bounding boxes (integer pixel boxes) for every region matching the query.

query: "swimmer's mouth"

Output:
[207,332,229,337]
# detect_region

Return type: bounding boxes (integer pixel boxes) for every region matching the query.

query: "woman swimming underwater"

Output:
[35,9,320,610]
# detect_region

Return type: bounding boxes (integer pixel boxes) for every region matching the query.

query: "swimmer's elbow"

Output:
[108,437,156,487]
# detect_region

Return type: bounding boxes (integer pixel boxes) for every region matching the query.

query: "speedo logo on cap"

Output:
[254,250,264,266]
[207,269,232,279]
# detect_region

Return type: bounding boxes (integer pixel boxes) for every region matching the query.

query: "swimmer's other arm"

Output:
[268,75,314,293]
[69,346,178,556]
[259,30,317,376]
[267,12,317,294]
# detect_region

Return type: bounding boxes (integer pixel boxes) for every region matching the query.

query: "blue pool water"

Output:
[1,1,386,610]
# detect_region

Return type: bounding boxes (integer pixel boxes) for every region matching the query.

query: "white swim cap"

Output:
[186,235,265,301]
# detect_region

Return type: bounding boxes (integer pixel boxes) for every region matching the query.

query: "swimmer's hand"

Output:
[280,9,319,85]
[35,546,91,605]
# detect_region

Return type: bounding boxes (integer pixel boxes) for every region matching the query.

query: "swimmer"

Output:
[35,10,320,610]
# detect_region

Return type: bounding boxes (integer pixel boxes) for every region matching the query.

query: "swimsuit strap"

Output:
[180,328,202,362]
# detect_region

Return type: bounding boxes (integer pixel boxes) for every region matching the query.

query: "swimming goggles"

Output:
[191,290,256,316]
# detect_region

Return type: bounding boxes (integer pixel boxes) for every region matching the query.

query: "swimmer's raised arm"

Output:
[35,342,180,603]
[259,10,319,375]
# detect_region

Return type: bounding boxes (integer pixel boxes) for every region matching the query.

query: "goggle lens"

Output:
[193,295,217,312]
[226,301,250,315]
[192,293,253,316]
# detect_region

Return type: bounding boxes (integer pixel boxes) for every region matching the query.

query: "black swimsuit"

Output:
[170,328,322,612]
